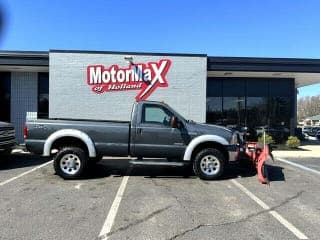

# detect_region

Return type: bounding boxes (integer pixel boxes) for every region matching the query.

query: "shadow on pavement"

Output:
[87,159,286,182]
[1,155,286,183]
[0,154,51,170]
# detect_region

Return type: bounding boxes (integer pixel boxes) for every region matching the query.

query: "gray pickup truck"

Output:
[25,101,240,180]
[0,121,16,155]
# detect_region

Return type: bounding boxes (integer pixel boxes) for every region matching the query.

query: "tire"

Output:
[193,148,225,180]
[54,147,88,179]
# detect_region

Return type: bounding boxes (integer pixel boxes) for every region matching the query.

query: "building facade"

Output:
[1,50,320,143]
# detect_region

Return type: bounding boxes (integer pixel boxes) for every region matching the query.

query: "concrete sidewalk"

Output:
[272,141,320,158]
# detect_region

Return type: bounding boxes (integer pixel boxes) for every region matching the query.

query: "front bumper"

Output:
[226,144,240,162]
[0,139,16,151]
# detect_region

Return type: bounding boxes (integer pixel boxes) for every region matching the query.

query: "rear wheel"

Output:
[193,148,225,180]
[54,147,88,179]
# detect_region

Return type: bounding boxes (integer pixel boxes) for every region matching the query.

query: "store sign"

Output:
[87,59,171,101]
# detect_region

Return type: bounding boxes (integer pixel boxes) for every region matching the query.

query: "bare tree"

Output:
[297,95,320,121]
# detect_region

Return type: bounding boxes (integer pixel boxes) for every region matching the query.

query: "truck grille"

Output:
[0,129,15,138]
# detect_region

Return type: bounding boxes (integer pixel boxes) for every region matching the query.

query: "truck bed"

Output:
[25,118,130,156]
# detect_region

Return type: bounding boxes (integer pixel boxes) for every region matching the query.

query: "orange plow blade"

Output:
[244,142,272,184]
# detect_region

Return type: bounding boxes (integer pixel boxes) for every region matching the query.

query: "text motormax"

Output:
[87,59,171,100]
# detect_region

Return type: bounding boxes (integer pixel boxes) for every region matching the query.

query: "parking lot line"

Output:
[99,175,130,240]
[276,158,320,176]
[0,160,53,187]
[231,179,308,240]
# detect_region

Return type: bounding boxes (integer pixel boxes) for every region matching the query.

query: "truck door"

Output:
[133,103,189,158]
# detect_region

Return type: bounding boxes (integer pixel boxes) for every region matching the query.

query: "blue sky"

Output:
[0,0,319,97]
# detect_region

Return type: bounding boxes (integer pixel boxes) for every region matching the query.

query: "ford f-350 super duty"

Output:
[24,101,242,180]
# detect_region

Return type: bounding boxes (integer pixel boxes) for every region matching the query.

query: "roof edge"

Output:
[50,49,207,58]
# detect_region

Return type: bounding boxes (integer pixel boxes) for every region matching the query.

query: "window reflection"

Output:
[206,77,294,139]
[206,97,223,125]
[223,97,245,127]
[246,97,268,127]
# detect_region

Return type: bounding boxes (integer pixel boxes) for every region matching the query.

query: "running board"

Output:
[130,160,186,167]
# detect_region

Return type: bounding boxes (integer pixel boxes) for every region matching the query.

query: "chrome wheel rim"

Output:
[200,155,220,176]
[60,154,81,175]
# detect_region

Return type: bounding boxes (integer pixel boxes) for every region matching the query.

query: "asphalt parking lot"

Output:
[0,151,320,240]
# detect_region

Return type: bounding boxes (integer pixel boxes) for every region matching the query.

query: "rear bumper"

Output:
[25,139,45,155]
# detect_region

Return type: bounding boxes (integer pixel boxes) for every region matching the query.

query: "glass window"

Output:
[206,77,294,136]
[223,97,245,127]
[223,78,246,97]
[206,97,223,125]
[0,72,11,122]
[142,105,173,126]
[269,78,294,97]
[207,78,222,97]
[246,97,268,127]
[246,78,268,97]
[38,73,49,119]
[269,97,292,128]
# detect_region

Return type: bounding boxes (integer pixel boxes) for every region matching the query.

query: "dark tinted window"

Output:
[223,78,246,97]
[206,77,294,133]
[246,97,268,127]
[207,78,222,97]
[206,97,223,125]
[223,97,245,127]
[38,73,49,118]
[0,72,11,122]
[269,78,294,97]
[246,78,268,97]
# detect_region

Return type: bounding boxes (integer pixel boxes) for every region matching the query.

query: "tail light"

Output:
[23,125,28,139]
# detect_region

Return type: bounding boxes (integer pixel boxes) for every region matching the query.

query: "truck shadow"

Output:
[86,159,285,182]
[0,154,51,170]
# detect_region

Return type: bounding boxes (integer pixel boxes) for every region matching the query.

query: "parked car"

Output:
[316,130,320,141]
[255,126,289,144]
[25,101,241,180]
[0,121,16,155]
[302,126,312,134]
[307,127,320,137]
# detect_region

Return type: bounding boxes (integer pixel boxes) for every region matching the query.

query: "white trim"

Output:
[43,129,96,157]
[0,160,53,187]
[231,179,308,239]
[99,176,130,240]
[183,134,228,161]
[276,158,320,176]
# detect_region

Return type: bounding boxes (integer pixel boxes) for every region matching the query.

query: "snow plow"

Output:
[237,130,274,184]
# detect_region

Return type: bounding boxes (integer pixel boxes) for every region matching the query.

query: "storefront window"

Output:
[206,97,223,125]
[38,73,49,118]
[0,72,11,122]
[246,97,268,127]
[206,77,294,136]
[223,97,245,127]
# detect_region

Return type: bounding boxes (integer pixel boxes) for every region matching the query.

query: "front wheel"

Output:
[54,147,88,179]
[193,148,225,180]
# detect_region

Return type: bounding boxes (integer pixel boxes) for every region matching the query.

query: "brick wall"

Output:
[49,52,207,122]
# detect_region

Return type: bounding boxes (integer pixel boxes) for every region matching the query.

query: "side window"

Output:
[142,105,173,126]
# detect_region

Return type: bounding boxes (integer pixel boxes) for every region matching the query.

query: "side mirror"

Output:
[171,116,182,129]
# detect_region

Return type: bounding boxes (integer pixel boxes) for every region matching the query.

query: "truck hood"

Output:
[185,122,233,143]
